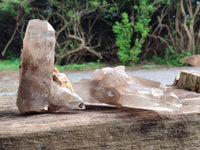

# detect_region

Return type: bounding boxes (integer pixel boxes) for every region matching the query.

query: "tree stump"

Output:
[173,70,200,93]
[1,86,200,150]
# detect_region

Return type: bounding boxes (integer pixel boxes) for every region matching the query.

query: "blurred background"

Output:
[0,0,199,67]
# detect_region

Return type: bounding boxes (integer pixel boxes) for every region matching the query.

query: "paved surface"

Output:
[1,66,200,96]
[127,66,200,85]
[67,66,200,85]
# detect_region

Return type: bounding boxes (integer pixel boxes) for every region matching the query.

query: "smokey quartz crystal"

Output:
[17,19,84,113]
[73,66,182,111]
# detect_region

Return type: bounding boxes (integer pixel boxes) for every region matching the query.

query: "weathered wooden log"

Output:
[173,70,200,93]
[1,87,200,150]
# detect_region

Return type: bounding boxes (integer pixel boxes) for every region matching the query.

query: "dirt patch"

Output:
[0,71,19,95]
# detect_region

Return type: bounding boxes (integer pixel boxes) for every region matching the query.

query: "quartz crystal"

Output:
[17,19,84,113]
[73,66,182,111]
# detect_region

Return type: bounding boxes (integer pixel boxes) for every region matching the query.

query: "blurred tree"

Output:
[0,0,32,57]
[144,0,200,59]
[1,0,200,65]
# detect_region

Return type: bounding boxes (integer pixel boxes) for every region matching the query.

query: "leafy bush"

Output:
[1,0,196,67]
[113,0,155,65]
[151,46,192,66]
[113,12,137,65]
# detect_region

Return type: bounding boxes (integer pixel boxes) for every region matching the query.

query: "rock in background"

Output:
[180,55,200,66]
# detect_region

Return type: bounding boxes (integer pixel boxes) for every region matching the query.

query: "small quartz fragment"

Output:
[49,67,85,111]
[73,66,182,111]
[16,19,84,113]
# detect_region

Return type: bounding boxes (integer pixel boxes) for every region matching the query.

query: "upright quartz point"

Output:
[17,19,84,113]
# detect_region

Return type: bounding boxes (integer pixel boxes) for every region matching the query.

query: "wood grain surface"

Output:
[1,87,200,150]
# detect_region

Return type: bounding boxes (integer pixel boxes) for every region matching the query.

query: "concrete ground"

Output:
[1,66,200,96]
[67,66,200,85]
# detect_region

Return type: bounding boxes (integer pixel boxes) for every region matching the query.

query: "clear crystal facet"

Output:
[17,19,84,113]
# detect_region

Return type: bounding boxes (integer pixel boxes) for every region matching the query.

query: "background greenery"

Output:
[0,0,199,68]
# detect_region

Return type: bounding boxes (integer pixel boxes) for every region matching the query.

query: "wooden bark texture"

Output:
[1,87,200,150]
[173,70,200,93]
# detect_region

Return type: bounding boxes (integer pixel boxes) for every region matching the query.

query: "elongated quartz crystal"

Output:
[17,19,84,113]
[73,66,182,111]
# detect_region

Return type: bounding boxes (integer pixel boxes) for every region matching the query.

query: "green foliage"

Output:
[113,12,135,65]
[0,58,21,71]
[113,0,155,65]
[55,62,105,72]
[0,0,32,15]
[142,64,156,69]
[151,46,192,66]
[162,0,171,5]
[109,6,116,13]
[133,0,154,53]
[0,0,18,15]
[0,57,105,72]
[187,18,192,25]
[1,0,195,67]
[96,59,101,65]
[89,0,100,8]
[61,48,66,55]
